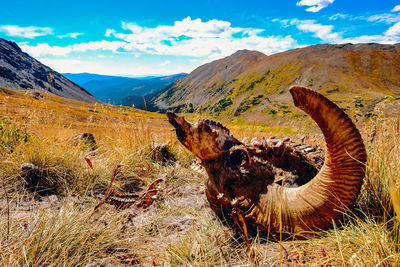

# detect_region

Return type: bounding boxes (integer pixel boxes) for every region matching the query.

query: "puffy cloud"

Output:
[290,19,340,42]
[0,25,53,38]
[286,18,400,44]
[107,17,297,57]
[385,21,400,36]
[105,29,115,37]
[296,0,334,12]
[20,17,297,60]
[337,21,400,44]
[19,43,71,57]
[392,5,400,12]
[19,40,128,57]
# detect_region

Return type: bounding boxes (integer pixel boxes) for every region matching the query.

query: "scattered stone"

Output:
[161,215,193,232]
[21,162,40,171]
[72,133,97,151]
[20,162,60,195]
[29,91,43,99]
[302,147,316,153]
[151,142,175,163]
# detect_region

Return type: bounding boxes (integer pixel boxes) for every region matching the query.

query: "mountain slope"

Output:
[151,50,265,109]
[63,73,129,84]
[150,44,400,127]
[66,72,187,106]
[0,38,97,103]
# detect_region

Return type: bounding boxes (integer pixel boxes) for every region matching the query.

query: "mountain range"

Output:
[1,36,399,129]
[0,38,97,103]
[64,72,187,107]
[149,43,400,127]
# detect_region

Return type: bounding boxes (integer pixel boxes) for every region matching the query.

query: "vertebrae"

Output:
[242,136,324,187]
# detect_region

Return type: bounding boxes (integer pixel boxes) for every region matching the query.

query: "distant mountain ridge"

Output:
[66,72,187,107]
[63,73,129,84]
[150,43,400,127]
[0,38,98,103]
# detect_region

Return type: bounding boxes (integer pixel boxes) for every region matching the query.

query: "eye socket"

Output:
[222,140,234,150]
[228,148,251,168]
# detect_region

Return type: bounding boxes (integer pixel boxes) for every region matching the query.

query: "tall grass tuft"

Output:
[0,201,132,266]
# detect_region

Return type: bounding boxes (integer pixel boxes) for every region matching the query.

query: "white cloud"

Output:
[19,43,71,56]
[366,13,400,24]
[340,33,400,44]
[159,60,171,66]
[337,21,400,44]
[106,17,297,58]
[329,13,349,21]
[328,12,400,24]
[105,29,115,37]
[19,40,128,57]
[296,0,334,12]
[37,58,191,77]
[385,21,400,36]
[57,32,84,39]
[392,5,400,12]
[290,19,340,42]
[286,18,400,44]
[0,25,53,38]
[20,17,297,60]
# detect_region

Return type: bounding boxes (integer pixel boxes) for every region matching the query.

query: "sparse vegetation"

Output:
[0,88,400,265]
[210,97,233,115]
[0,118,29,153]
[234,95,264,116]
[168,103,195,113]
[326,86,340,93]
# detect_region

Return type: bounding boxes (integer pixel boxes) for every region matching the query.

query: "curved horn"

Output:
[250,86,367,235]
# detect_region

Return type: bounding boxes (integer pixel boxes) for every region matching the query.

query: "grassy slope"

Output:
[0,87,400,265]
[153,44,400,131]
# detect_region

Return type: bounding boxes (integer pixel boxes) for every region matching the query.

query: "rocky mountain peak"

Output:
[0,38,98,103]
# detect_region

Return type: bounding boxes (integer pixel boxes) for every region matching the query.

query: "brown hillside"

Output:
[150,43,400,128]
[152,50,265,108]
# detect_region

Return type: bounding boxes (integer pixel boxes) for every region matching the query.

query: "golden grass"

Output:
[0,88,400,265]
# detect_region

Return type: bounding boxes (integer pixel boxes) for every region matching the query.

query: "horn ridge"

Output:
[253,86,367,235]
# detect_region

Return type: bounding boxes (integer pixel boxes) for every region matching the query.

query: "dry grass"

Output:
[0,88,400,266]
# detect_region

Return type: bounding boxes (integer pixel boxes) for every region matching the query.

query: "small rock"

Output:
[151,142,175,163]
[161,215,193,232]
[72,133,97,150]
[20,163,59,195]
[29,91,43,100]
[302,147,316,153]
[21,162,40,171]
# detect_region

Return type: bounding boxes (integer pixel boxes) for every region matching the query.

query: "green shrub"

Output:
[234,95,264,116]
[211,97,233,115]
[0,118,29,153]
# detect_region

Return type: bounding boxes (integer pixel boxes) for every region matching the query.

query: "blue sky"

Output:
[1,0,399,77]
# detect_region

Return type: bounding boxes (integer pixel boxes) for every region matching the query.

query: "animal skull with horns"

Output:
[167,86,366,238]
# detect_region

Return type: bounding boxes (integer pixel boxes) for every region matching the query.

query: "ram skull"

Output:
[167,86,366,238]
